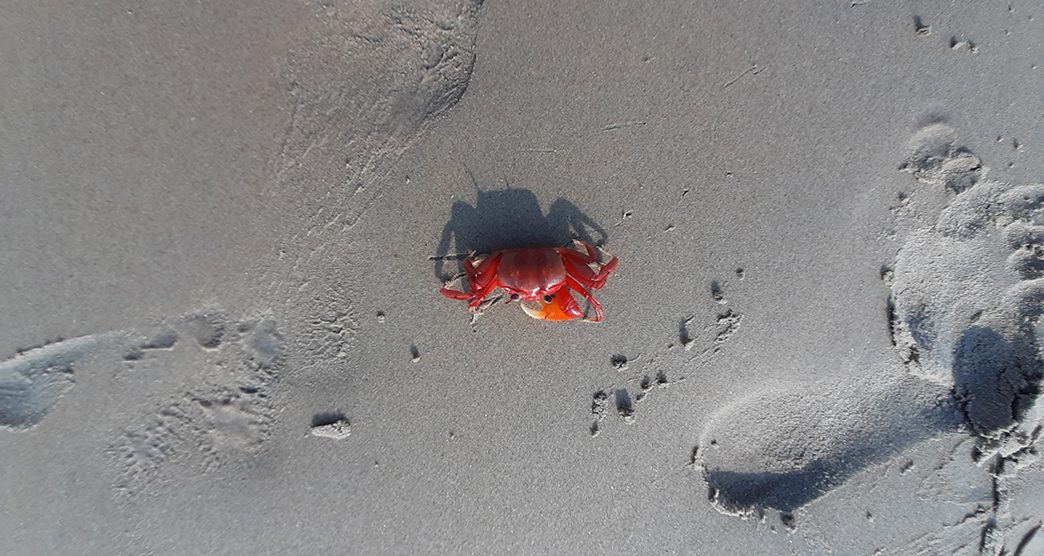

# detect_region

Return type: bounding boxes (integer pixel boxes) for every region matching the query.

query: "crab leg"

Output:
[465,277,502,310]
[552,289,585,320]
[440,285,473,300]
[593,255,618,287]
[570,241,617,278]
[529,288,585,320]
[572,240,598,259]
[563,275,605,322]
[460,253,503,309]
[439,275,500,307]
[466,252,499,284]
[466,254,501,305]
[561,248,617,290]
[441,253,501,303]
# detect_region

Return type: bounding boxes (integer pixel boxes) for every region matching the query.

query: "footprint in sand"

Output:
[890,126,1044,446]
[1,314,284,503]
[3,287,350,503]
[695,376,952,518]
[695,123,1043,522]
[0,335,108,430]
[110,283,355,500]
[109,313,284,499]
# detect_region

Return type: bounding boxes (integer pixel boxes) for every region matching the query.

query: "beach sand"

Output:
[2,1,1042,554]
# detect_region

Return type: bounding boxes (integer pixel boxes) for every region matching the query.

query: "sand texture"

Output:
[2,0,1043,554]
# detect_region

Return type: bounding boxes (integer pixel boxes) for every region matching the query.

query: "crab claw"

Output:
[519,292,585,321]
[439,275,471,300]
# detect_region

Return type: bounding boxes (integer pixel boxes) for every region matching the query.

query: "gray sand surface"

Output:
[2,1,1042,554]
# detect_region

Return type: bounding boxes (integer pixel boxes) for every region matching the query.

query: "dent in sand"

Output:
[695,123,1043,525]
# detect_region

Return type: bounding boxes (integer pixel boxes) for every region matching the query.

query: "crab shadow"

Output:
[432,188,609,280]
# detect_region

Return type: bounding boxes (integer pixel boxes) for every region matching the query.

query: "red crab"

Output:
[439,240,618,322]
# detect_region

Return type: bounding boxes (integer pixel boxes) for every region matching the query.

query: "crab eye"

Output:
[510,293,520,300]
[543,294,554,303]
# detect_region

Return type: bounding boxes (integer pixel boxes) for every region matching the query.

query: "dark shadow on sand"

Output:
[432,186,609,280]
[952,325,1043,437]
